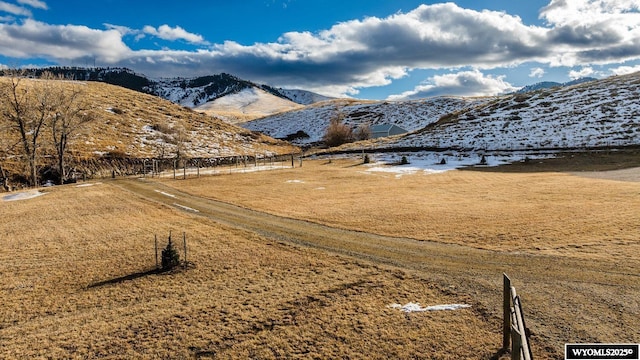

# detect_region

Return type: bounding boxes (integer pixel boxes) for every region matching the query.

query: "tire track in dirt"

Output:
[113,177,640,358]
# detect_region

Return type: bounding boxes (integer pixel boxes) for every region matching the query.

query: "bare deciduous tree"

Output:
[0,70,49,187]
[48,75,92,184]
[354,123,372,141]
[1,71,92,187]
[322,110,353,147]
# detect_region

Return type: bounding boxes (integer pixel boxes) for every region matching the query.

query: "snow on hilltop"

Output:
[145,74,331,110]
[195,88,303,123]
[242,97,487,144]
[376,72,640,151]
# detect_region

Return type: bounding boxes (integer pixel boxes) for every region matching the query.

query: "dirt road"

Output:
[114,177,640,359]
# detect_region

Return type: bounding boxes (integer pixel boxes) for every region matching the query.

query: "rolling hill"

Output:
[375,72,640,151]
[0,77,298,181]
[243,72,640,153]
[241,97,488,144]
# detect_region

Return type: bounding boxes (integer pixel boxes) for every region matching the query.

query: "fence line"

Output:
[503,273,533,360]
[140,153,302,179]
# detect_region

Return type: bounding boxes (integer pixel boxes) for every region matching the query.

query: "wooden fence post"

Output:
[505,274,532,360]
[511,326,522,360]
[503,273,511,350]
[183,232,187,265]
[154,234,159,269]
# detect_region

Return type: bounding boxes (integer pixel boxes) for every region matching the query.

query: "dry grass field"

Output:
[1,179,504,359]
[2,154,638,359]
[156,155,639,358]
[169,156,640,260]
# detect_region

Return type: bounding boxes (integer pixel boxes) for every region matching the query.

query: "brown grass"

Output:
[3,154,638,359]
[0,77,298,165]
[0,181,503,359]
[168,157,640,261]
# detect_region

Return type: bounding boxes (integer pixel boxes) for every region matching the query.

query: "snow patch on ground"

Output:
[2,190,46,202]
[348,151,555,177]
[155,189,177,198]
[388,303,472,312]
[173,203,199,212]
[76,182,102,188]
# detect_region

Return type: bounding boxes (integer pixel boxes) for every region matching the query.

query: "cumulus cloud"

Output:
[0,19,131,62]
[387,70,517,100]
[0,1,31,16]
[540,0,640,66]
[17,0,47,9]
[569,66,595,79]
[2,1,640,96]
[609,63,640,74]
[143,24,208,45]
[529,67,546,78]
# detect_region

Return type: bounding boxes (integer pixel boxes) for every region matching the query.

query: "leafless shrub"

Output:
[323,111,353,147]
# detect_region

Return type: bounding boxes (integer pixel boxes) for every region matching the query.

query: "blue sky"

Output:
[2,1,640,100]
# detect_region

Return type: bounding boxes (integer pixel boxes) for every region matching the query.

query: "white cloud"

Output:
[104,23,136,37]
[0,19,131,62]
[609,64,640,74]
[0,1,31,16]
[529,67,546,78]
[387,70,517,100]
[540,0,640,66]
[3,2,640,96]
[143,24,208,45]
[17,0,47,9]
[569,66,595,79]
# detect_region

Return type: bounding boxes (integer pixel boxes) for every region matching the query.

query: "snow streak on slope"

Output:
[242,97,487,144]
[384,72,640,151]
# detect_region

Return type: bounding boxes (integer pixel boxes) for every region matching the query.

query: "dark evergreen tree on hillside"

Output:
[161,236,180,270]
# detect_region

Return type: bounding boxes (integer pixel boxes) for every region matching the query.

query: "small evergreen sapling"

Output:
[161,235,180,270]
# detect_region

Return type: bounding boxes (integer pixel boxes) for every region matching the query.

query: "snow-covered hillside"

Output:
[378,72,640,151]
[146,74,258,108]
[195,88,303,123]
[145,73,330,110]
[276,89,333,105]
[244,72,639,152]
[242,97,488,144]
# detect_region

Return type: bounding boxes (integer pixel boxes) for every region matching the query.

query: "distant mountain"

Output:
[10,67,332,111]
[516,77,597,93]
[146,75,335,110]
